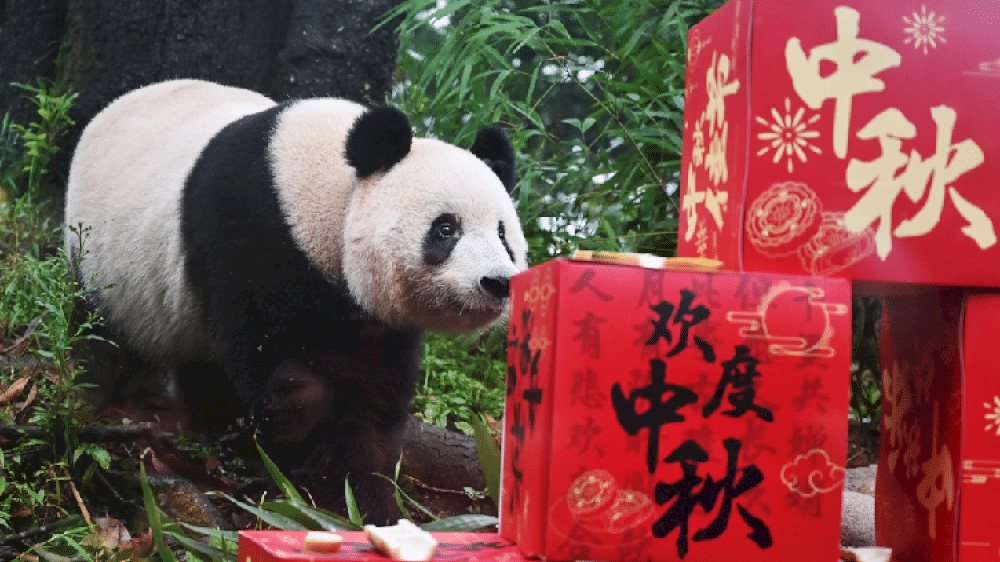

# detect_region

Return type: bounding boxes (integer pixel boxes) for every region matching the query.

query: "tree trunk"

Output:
[0,0,403,188]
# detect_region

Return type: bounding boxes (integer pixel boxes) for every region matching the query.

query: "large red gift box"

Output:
[499,258,851,561]
[876,289,1000,562]
[676,0,1000,289]
[238,531,528,561]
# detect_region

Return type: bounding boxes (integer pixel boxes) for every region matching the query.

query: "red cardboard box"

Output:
[499,258,851,561]
[238,531,528,561]
[876,289,1000,562]
[677,0,1000,289]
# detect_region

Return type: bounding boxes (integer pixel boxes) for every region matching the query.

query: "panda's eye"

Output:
[436,220,456,239]
[432,215,459,241]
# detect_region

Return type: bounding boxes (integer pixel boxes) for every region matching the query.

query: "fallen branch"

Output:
[0,515,84,545]
[0,424,174,443]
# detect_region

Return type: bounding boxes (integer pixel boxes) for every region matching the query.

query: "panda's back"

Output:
[65,79,276,362]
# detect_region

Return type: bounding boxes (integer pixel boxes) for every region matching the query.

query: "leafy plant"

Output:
[0,228,110,533]
[0,190,63,258]
[387,0,722,261]
[850,296,882,460]
[3,79,77,200]
[0,78,77,258]
[415,331,507,433]
[139,443,498,562]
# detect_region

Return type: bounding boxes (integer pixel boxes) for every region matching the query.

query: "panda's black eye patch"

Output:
[499,221,515,263]
[424,213,462,266]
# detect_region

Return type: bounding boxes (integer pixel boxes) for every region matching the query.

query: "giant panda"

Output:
[64,79,528,523]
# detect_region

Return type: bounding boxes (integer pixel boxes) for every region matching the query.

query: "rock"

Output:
[844,464,877,495]
[841,490,876,547]
[123,472,232,531]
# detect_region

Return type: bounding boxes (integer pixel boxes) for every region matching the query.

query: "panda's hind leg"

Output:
[74,333,193,434]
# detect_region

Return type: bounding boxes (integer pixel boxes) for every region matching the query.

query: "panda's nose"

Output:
[480,275,511,299]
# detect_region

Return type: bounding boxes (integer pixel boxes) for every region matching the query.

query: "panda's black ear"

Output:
[345,106,412,178]
[470,126,516,193]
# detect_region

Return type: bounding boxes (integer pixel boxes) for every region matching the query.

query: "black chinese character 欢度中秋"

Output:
[611,359,698,474]
[653,438,772,558]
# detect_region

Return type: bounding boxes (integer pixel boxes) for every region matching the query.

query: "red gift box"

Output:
[876,289,1000,562]
[238,531,528,561]
[499,258,851,561]
[677,0,1000,290]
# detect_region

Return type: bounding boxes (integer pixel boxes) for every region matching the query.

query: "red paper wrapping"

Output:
[238,531,528,562]
[499,258,851,561]
[677,0,1000,290]
[877,289,1000,562]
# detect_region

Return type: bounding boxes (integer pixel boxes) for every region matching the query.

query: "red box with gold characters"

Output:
[677,0,1000,289]
[238,531,529,561]
[876,289,1000,562]
[499,257,851,561]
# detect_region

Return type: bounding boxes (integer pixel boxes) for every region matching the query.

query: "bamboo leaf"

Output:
[259,501,359,531]
[469,412,501,505]
[345,478,363,526]
[419,514,499,532]
[255,441,306,504]
[220,493,309,530]
[140,462,181,562]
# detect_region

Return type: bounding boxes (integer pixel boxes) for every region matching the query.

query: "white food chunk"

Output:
[363,519,438,561]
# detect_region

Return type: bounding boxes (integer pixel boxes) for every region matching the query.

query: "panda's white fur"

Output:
[66,80,276,362]
[66,79,527,363]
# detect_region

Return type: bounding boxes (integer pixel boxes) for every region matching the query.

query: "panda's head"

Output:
[340,107,528,333]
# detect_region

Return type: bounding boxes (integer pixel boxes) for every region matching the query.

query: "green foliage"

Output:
[389,0,721,261]
[415,331,507,433]
[0,190,63,258]
[138,443,496,562]
[3,79,77,200]
[0,227,110,533]
[0,82,112,543]
[851,297,882,429]
[469,413,501,505]
[2,226,103,377]
[0,79,76,258]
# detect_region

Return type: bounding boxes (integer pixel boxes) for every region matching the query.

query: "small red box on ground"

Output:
[499,258,851,561]
[677,0,1000,290]
[238,531,527,561]
[876,289,1000,562]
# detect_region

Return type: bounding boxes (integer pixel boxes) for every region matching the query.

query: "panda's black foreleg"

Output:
[196,239,311,422]
[348,422,409,526]
[281,329,422,525]
[286,412,408,526]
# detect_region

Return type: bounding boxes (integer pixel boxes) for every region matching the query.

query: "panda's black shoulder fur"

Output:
[179,102,422,427]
